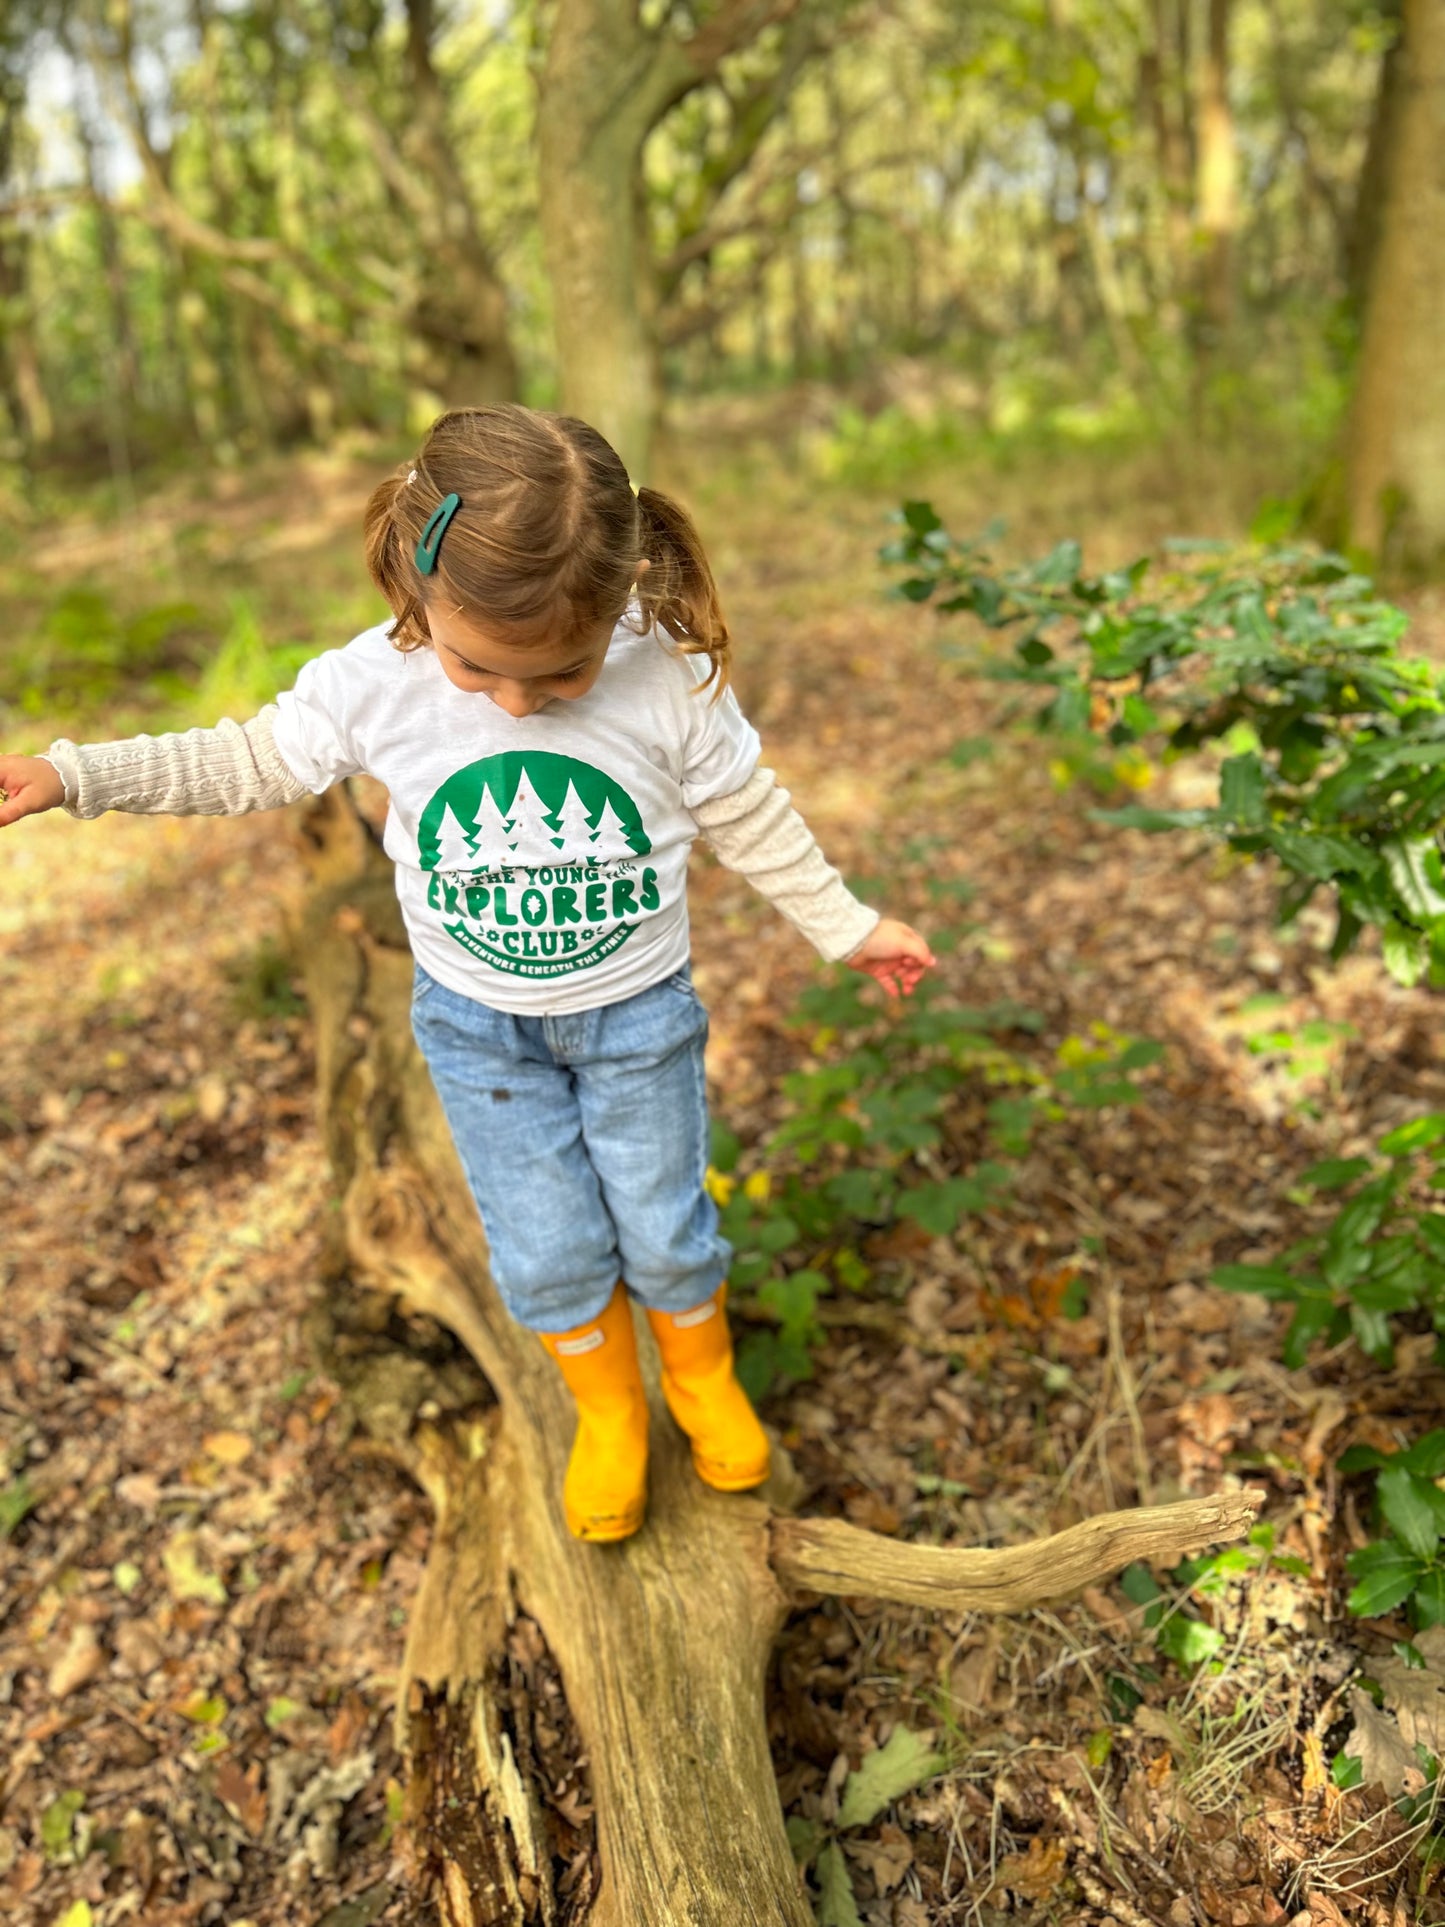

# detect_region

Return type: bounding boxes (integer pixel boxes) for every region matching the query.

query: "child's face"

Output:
[427,605,616,718]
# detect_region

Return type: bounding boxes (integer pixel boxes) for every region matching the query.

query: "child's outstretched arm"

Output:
[692,767,935,997]
[0,709,310,827]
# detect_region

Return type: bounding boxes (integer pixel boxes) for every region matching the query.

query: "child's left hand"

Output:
[846,919,936,998]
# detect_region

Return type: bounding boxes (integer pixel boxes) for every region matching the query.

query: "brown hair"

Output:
[363,405,730,696]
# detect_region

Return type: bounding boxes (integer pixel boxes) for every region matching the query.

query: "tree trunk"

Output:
[536,4,660,478]
[0,230,52,451]
[1345,0,1445,574]
[536,0,810,480]
[0,45,52,454]
[1195,0,1237,341]
[1346,0,1405,314]
[1141,0,1192,318]
[292,785,1264,1925]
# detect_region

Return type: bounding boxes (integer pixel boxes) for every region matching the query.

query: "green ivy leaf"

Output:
[836,1727,948,1830]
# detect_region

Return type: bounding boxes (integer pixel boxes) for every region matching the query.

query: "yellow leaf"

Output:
[162,1531,227,1606]
[202,1431,253,1466]
[992,1835,1068,1899]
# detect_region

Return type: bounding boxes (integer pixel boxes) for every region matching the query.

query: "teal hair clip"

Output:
[415,492,462,575]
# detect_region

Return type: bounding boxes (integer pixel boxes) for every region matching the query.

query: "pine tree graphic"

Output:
[553,779,595,855]
[434,803,478,874]
[507,769,562,864]
[590,796,635,861]
[472,784,513,864]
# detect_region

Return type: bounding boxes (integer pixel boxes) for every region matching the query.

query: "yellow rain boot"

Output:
[646,1285,771,1492]
[536,1284,649,1542]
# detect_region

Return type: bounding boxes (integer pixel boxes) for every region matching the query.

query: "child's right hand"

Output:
[0,755,65,828]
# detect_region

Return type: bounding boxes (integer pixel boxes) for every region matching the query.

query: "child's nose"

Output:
[491,682,542,718]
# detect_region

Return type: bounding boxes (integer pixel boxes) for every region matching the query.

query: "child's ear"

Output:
[634,557,652,580]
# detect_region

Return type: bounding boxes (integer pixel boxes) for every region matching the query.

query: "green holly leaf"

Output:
[1383,836,1445,922]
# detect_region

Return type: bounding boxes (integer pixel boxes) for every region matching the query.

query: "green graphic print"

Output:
[417,750,659,979]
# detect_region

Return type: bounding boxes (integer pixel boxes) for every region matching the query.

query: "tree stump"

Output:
[293,786,1264,1926]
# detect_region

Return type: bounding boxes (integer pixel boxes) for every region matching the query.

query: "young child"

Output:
[0,405,933,1543]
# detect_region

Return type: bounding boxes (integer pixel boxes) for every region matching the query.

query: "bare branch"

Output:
[642,0,802,123]
[768,1490,1267,1611]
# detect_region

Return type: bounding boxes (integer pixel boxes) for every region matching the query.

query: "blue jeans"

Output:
[409,962,730,1332]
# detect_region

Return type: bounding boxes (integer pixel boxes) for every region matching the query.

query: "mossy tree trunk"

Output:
[294,786,1263,1925]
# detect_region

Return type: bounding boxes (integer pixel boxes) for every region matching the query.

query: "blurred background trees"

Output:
[0,0,1433,567]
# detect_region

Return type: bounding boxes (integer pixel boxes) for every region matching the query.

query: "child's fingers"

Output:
[0,782,50,828]
[0,789,39,829]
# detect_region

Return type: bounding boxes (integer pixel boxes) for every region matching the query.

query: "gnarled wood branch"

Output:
[769,1492,1265,1612]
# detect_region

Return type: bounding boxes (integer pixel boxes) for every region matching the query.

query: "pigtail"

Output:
[362,464,431,651]
[634,486,731,699]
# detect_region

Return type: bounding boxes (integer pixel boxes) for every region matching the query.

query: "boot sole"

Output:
[570,1510,646,1542]
[692,1456,771,1493]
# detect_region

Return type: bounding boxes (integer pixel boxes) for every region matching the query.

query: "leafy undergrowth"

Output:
[4,441,1445,1924]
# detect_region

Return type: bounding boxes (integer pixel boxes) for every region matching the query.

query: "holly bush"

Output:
[882,508,1445,985]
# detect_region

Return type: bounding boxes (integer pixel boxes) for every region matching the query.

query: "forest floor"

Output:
[5,400,1445,1927]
